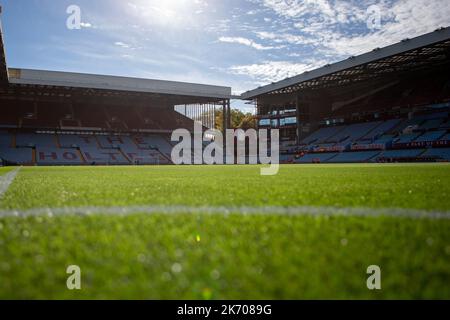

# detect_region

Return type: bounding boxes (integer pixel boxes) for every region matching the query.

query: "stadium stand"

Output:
[1,20,449,165]
[293,106,450,164]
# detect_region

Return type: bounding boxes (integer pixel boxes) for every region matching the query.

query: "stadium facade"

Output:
[0,10,232,166]
[242,28,450,164]
[0,7,449,166]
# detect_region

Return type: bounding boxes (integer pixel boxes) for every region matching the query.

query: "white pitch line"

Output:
[0,204,449,220]
[0,167,21,199]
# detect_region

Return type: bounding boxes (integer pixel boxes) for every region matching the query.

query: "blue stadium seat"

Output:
[330,151,381,163]
[0,147,33,164]
[97,135,137,150]
[121,148,166,165]
[359,119,401,141]
[328,122,381,143]
[134,135,173,157]
[395,133,421,144]
[296,153,338,163]
[378,149,425,159]
[300,126,343,145]
[415,131,446,142]
[16,133,56,148]
[80,147,130,165]
[58,134,99,148]
[0,131,12,147]
[373,135,395,145]
[420,119,444,130]
[422,148,450,160]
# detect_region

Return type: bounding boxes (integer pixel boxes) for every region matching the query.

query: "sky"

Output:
[0,0,449,112]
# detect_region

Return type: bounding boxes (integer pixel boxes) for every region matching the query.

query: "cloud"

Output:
[258,0,450,57]
[114,41,131,48]
[228,59,328,84]
[80,22,93,28]
[218,36,283,50]
[255,31,316,45]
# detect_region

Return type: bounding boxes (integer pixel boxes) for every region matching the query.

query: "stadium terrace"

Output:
[0,8,449,166]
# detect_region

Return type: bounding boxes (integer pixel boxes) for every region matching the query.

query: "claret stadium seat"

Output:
[36,147,83,165]
[80,147,130,165]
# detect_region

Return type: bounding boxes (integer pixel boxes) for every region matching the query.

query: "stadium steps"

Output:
[77,149,87,164]
[118,149,132,165]
[323,127,347,143]
[359,121,387,142]
[32,148,36,165]
[157,150,173,165]
[418,149,428,157]
[367,152,382,162]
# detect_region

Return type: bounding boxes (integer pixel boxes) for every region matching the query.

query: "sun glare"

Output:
[129,0,198,28]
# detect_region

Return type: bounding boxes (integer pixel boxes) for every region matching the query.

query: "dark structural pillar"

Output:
[222,99,231,151]
[296,94,302,146]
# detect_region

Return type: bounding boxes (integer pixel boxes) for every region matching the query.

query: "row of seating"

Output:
[0,132,174,165]
[292,109,450,164]
[301,111,449,151]
[294,148,450,164]
[0,104,195,131]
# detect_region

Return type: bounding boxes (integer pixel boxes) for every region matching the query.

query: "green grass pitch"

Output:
[0,164,449,299]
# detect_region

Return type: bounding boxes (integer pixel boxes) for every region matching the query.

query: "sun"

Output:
[129,0,197,28]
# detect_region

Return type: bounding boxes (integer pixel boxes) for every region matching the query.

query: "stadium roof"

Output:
[0,8,8,84]
[0,7,230,102]
[7,68,231,100]
[241,27,450,100]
